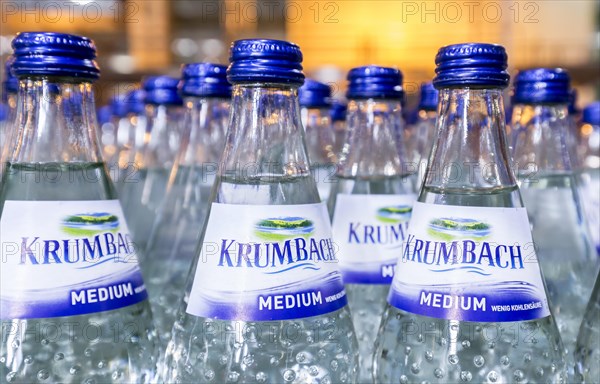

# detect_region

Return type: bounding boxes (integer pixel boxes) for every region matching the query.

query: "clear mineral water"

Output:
[329,175,414,383]
[574,274,600,383]
[374,185,567,384]
[312,164,336,203]
[161,174,358,384]
[120,167,170,253]
[143,164,214,345]
[519,173,599,359]
[0,162,159,384]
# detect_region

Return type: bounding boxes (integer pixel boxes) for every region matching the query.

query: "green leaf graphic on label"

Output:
[376,205,413,223]
[427,217,491,240]
[254,217,315,241]
[61,212,120,235]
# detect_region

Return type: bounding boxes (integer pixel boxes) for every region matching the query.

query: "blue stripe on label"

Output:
[189,274,348,321]
[387,281,548,322]
[0,272,147,319]
[341,261,396,284]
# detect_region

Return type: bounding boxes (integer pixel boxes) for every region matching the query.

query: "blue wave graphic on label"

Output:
[430,265,492,276]
[428,217,491,240]
[264,262,321,274]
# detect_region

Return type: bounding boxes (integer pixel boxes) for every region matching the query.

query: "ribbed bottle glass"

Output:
[110,90,148,197]
[162,39,358,384]
[301,105,337,201]
[120,78,183,253]
[511,101,599,360]
[374,53,567,383]
[577,102,600,254]
[0,33,159,384]
[0,56,18,174]
[144,92,230,347]
[328,93,415,383]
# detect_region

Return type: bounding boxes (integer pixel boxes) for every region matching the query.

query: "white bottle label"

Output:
[186,202,348,321]
[388,201,551,322]
[331,194,416,284]
[0,200,147,319]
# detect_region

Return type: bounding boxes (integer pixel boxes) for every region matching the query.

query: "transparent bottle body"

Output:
[120,104,181,252]
[143,97,230,346]
[0,92,17,182]
[329,175,414,384]
[161,85,359,384]
[374,88,567,383]
[0,163,160,384]
[574,273,600,383]
[413,111,437,190]
[374,186,566,384]
[332,120,346,159]
[577,122,600,254]
[519,173,598,356]
[511,104,599,359]
[301,106,337,202]
[110,113,148,197]
[0,79,159,383]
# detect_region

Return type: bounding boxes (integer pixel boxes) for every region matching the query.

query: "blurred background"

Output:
[1,0,599,109]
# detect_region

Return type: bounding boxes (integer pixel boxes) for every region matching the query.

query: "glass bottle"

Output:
[161,39,359,384]
[120,76,183,253]
[330,100,347,157]
[111,89,147,197]
[578,101,600,255]
[374,43,567,384]
[414,82,439,188]
[0,31,159,384]
[1,56,18,180]
[328,65,415,383]
[510,68,599,364]
[299,78,337,201]
[143,62,231,347]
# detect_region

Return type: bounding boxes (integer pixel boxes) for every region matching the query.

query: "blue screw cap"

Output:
[418,82,439,111]
[512,68,570,105]
[143,76,183,106]
[346,65,403,100]
[180,63,231,98]
[433,43,509,88]
[582,101,600,126]
[227,39,304,85]
[11,32,100,80]
[299,79,331,108]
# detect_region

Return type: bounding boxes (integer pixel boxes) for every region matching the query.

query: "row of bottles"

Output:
[1,32,599,384]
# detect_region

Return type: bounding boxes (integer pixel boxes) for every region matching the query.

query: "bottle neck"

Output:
[180,96,230,166]
[8,77,102,164]
[300,106,336,166]
[511,103,574,174]
[414,109,437,160]
[141,103,183,168]
[5,92,18,122]
[424,87,516,191]
[220,84,310,181]
[338,98,409,178]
